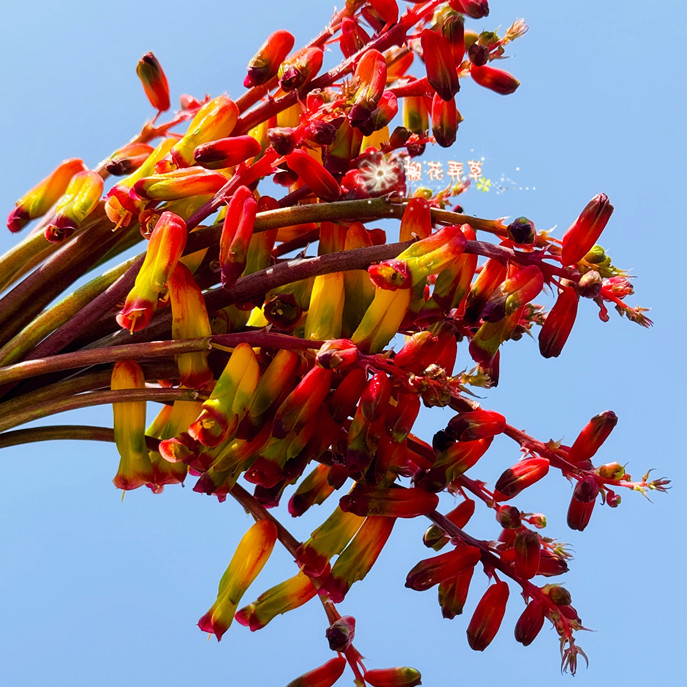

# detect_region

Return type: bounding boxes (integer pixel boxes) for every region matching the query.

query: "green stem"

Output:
[0,425,161,450]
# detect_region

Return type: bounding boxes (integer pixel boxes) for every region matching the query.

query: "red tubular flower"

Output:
[567,475,600,531]
[405,545,481,591]
[446,409,506,441]
[513,530,541,579]
[560,193,614,266]
[364,667,422,687]
[7,158,86,232]
[464,258,507,323]
[481,265,544,323]
[438,566,474,618]
[288,464,335,517]
[219,185,257,288]
[106,142,155,176]
[466,581,509,651]
[449,0,490,18]
[432,224,478,311]
[285,657,347,687]
[368,259,412,290]
[441,13,466,64]
[417,437,492,492]
[400,197,432,241]
[567,410,618,464]
[279,47,323,92]
[316,339,360,371]
[339,485,439,518]
[538,284,579,358]
[244,29,295,87]
[350,49,388,131]
[493,457,550,501]
[386,392,421,443]
[421,29,460,102]
[133,167,228,201]
[537,550,569,577]
[136,52,170,113]
[360,372,392,422]
[44,170,104,242]
[431,93,460,148]
[193,135,261,169]
[340,17,371,58]
[368,0,399,25]
[367,91,398,133]
[514,599,546,646]
[470,64,520,95]
[402,94,430,134]
[285,149,341,201]
[198,520,277,640]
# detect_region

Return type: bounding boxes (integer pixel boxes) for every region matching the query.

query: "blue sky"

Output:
[0,1,685,686]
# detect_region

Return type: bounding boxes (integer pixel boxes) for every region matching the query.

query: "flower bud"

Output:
[403,95,429,135]
[561,193,614,266]
[467,581,509,651]
[133,167,228,201]
[279,47,323,91]
[364,667,422,687]
[244,30,295,87]
[495,505,521,529]
[340,17,371,58]
[567,410,618,464]
[449,0,490,18]
[339,485,439,518]
[481,265,544,323]
[438,567,473,619]
[513,530,541,579]
[446,409,505,441]
[219,185,257,288]
[286,657,347,687]
[506,217,536,245]
[537,550,569,577]
[44,170,104,242]
[193,135,261,169]
[470,64,520,95]
[286,149,341,201]
[405,545,481,591]
[106,142,155,176]
[431,93,461,148]
[441,12,465,64]
[567,475,600,531]
[544,584,572,606]
[136,52,170,112]
[538,284,579,358]
[514,599,545,646]
[421,29,460,101]
[493,457,550,501]
[325,615,356,652]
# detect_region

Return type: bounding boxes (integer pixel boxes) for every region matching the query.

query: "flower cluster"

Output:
[0,1,663,685]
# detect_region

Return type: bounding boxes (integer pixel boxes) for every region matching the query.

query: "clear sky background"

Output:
[0,1,685,686]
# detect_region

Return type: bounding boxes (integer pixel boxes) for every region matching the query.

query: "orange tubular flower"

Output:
[133,167,228,201]
[235,571,316,631]
[470,64,520,95]
[285,149,341,201]
[279,47,323,91]
[198,519,277,641]
[493,457,550,501]
[170,95,240,167]
[117,211,187,332]
[7,158,86,232]
[560,193,614,266]
[364,667,422,687]
[193,135,261,169]
[466,580,510,651]
[350,48,388,132]
[219,185,257,288]
[324,516,396,602]
[44,170,104,242]
[538,284,579,358]
[405,545,481,591]
[285,657,347,687]
[106,142,155,176]
[136,52,170,113]
[167,263,213,388]
[111,360,154,491]
[421,29,460,102]
[567,410,618,464]
[244,29,295,88]
[340,485,439,518]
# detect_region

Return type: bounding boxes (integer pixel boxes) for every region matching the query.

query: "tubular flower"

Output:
[431,93,461,148]
[288,463,335,516]
[421,29,460,102]
[169,95,240,167]
[304,272,346,341]
[513,530,541,579]
[106,142,155,176]
[438,566,474,618]
[466,580,509,651]
[315,338,359,371]
[449,0,490,18]
[567,410,618,465]
[136,52,170,113]
[117,211,187,332]
[538,284,579,358]
[340,485,439,518]
[469,306,523,366]
[350,49,388,132]
[514,599,546,646]
[481,265,544,322]
[111,360,154,491]
[219,185,257,288]
[432,223,477,311]
[323,516,396,602]
[296,507,365,577]
[464,258,508,323]
[351,284,412,353]
[364,667,422,687]
[198,519,277,641]
[386,392,421,443]
[396,224,467,284]
[560,193,614,266]
[403,94,430,135]
[441,12,466,64]
[44,170,104,242]
[133,167,228,201]
[493,457,550,501]
[244,29,295,88]
[340,17,370,58]
[567,475,600,531]
[285,657,347,687]
[193,135,261,169]
[167,263,213,388]
[188,342,260,446]
[7,158,86,232]
[423,499,476,550]
[279,47,323,91]
[417,437,492,491]
[446,409,506,441]
[405,545,481,591]
[400,197,432,241]
[235,571,316,631]
[470,64,520,95]
[285,149,341,201]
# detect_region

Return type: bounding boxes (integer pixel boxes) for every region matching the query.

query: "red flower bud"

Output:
[368,259,412,290]
[106,142,155,176]
[285,149,341,201]
[467,581,509,651]
[567,475,600,531]
[493,457,550,501]
[514,599,545,646]
[405,545,481,591]
[431,93,461,148]
[561,193,614,266]
[340,17,371,58]
[193,135,261,169]
[364,666,422,687]
[538,284,579,358]
[470,64,520,95]
[219,185,257,288]
[326,615,356,652]
[446,409,505,441]
[285,657,346,687]
[244,30,295,87]
[441,13,465,64]
[340,486,439,518]
[537,550,569,577]
[513,530,541,579]
[449,0,490,18]
[567,410,618,464]
[367,0,399,25]
[495,505,521,529]
[136,52,170,112]
[438,566,474,618]
[421,29,460,102]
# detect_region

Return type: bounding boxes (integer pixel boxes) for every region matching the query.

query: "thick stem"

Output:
[0,425,159,451]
